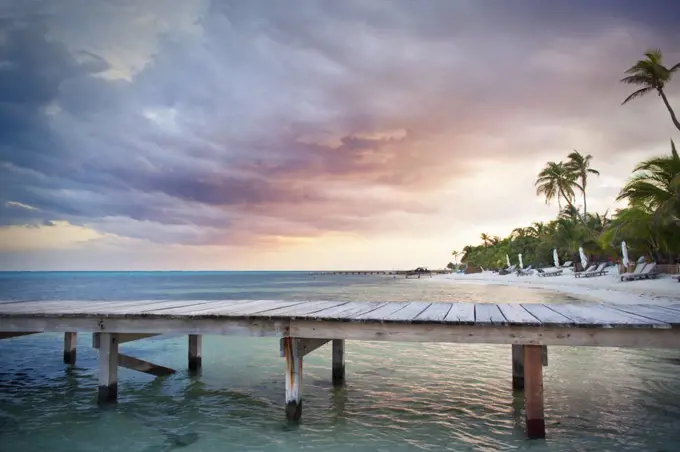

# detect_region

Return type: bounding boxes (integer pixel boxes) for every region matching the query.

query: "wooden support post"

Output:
[524,345,545,439]
[512,344,524,390]
[63,332,77,364]
[98,333,118,404]
[188,334,202,372]
[282,337,302,421]
[332,339,345,386]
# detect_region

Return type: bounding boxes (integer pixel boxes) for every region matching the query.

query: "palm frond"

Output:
[621,87,653,105]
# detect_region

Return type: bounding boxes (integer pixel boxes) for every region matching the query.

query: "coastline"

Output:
[428,270,680,305]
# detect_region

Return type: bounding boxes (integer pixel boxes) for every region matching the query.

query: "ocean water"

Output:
[1,271,680,452]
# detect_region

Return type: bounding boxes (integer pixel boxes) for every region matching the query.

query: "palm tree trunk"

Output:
[581,177,587,218]
[658,88,680,132]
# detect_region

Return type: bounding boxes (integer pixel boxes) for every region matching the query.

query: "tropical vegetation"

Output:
[453,49,680,271]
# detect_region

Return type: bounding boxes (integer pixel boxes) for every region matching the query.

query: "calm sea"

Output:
[1,271,679,452]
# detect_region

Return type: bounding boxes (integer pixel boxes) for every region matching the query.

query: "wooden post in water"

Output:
[63,332,77,364]
[524,344,545,439]
[98,333,118,404]
[283,337,303,421]
[332,339,345,385]
[511,344,524,390]
[188,334,202,372]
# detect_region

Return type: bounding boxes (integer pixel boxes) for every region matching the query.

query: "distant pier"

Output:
[309,268,450,278]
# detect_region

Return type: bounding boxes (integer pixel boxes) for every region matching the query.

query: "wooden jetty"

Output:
[2,299,680,439]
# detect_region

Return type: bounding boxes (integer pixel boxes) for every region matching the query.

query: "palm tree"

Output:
[565,150,600,217]
[621,49,680,131]
[617,139,680,223]
[451,250,459,265]
[535,161,577,211]
[480,233,492,247]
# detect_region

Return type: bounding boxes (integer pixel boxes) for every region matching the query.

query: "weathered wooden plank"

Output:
[603,303,680,326]
[289,320,680,348]
[64,332,77,364]
[0,300,89,314]
[188,334,202,371]
[0,332,40,339]
[332,339,344,385]
[381,302,431,321]
[524,345,545,438]
[310,301,388,320]
[475,304,506,325]
[353,302,411,321]
[57,299,183,314]
[522,304,574,325]
[208,300,308,316]
[546,303,667,328]
[414,302,452,322]
[111,299,220,314]
[118,353,175,377]
[98,333,118,404]
[148,300,253,316]
[443,303,476,323]
[0,316,289,336]
[253,300,350,318]
[497,304,541,325]
[282,337,302,421]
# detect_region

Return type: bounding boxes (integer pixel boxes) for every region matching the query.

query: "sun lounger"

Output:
[500,265,516,275]
[636,262,658,280]
[517,265,534,276]
[537,268,563,277]
[620,262,647,281]
[581,263,608,278]
[574,264,596,278]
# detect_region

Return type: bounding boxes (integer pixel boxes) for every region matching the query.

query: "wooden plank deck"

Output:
[1,299,679,348]
[2,298,680,440]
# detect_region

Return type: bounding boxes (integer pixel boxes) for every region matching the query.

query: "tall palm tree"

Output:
[535,161,577,211]
[480,233,492,247]
[617,139,680,223]
[565,150,600,217]
[451,250,459,264]
[621,49,680,131]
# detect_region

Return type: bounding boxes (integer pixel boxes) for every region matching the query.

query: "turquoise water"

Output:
[1,272,680,451]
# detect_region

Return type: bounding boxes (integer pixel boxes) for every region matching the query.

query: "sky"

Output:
[0,0,679,271]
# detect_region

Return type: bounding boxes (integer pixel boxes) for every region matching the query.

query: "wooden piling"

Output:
[63,332,77,364]
[188,334,202,372]
[511,344,524,390]
[332,339,345,385]
[283,337,302,421]
[524,344,545,439]
[98,333,118,404]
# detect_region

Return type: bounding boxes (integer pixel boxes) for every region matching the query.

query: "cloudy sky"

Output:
[0,0,678,271]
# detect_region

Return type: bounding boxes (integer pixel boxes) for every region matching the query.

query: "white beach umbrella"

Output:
[553,249,560,268]
[506,254,511,268]
[578,246,588,270]
[621,241,630,268]
[518,253,524,269]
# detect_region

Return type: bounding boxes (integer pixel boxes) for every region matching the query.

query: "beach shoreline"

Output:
[428,270,680,305]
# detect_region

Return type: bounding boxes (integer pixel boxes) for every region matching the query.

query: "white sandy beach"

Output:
[431,269,680,305]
